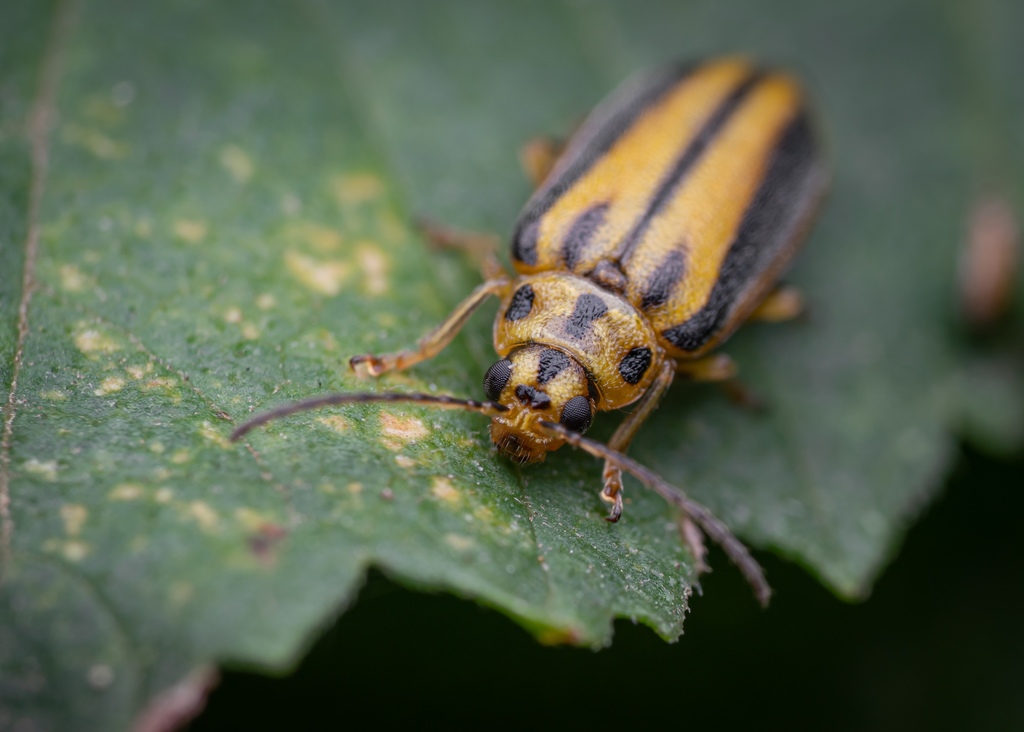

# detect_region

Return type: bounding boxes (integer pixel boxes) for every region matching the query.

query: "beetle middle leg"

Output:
[600,360,675,522]
[519,137,565,188]
[747,284,805,322]
[414,217,507,281]
[350,277,511,377]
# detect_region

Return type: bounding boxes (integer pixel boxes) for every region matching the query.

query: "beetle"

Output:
[232,57,829,606]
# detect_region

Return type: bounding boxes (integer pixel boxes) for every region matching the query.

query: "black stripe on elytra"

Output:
[511,62,699,265]
[663,109,820,352]
[641,249,686,310]
[537,348,571,384]
[504,284,535,321]
[563,293,609,340]
[618,71,765,266]
[618,347,652,385]
[561,203,608,270]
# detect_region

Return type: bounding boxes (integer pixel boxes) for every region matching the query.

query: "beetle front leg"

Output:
[600,360,675,522]
[350,277,511,377]
[414,218,508,282]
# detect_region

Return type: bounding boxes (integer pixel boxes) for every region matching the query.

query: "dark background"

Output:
[192,443,1023,730]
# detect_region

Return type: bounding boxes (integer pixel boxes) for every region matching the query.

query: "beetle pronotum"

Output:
[233,57,829,606]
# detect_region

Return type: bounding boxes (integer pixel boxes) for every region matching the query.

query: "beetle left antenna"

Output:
[538,419,771,607]
[230,392,508,442]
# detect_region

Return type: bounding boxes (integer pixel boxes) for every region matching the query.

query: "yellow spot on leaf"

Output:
[431,477,460,505]
[357,244,390,295]
[125,363,153,380]
[288,222,343,252]
[94,376,125,396]
[60,264,91,292]
[346,482,363,495]
[256,293,276,310]
[174,219,208,244]
[316,415,349,433]
[187,501,219,531]
[154,487,175,503]
[241,323,261,340]
[332,172,384,204]
[61,540,90,562]
[135,217,153,238]
[149,441,165,454]
[219,144,255,183]
[394,454,415,468]
[224,306,243,324]
[22,458,58,482]
[73,324,120,355]
[62,123,129,159]
[234,507,272,532]
[109,483,144,501]
[170,449,191,465]
[444,533,474,551]
[285,250,349,296]
[474,505,495,524]
[61,504,88,535]
[199,422,231,449]
[41,389,67,401]
[380,414,428,443]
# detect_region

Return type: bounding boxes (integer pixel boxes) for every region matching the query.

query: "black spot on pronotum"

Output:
[641,250,686,309]
[505,284,535,321]
[560,395,593,433]
[563,293,608,340]
[537,348,570,384]
[618,347,652,385]
[483,358,513,401]
[561,203,608,269]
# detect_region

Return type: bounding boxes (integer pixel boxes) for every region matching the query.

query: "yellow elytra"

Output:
[233,57,829,605]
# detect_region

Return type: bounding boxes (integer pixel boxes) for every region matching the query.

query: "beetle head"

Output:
[482,344,595,464]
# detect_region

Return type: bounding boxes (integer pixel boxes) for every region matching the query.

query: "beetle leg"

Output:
[601,360,675,522]
[676,353,764,410]
[747,284,804,323]
[519,136,564,189]
[414,217,508,281]
[350,277,512,377]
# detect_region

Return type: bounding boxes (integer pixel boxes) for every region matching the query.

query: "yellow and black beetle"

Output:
[233,57,829,606]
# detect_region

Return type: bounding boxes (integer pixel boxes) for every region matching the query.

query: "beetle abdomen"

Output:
[511,57,828,358]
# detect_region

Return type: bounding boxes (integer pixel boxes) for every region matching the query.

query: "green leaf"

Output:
[2,0,1022,728]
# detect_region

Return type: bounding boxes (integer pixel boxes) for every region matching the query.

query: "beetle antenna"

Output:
[231,392,508,442]
[538,419,771,607]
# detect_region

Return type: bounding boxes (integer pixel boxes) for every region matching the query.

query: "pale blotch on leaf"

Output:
[61,504,88,535]
[171,449,191,465]
[289,222,343,253]
[186,501,219,531]
[61,123,129,159]
[316,415,349,433]
[61,540,90,562]
[346,482,363,495]
[394,454,416,468]
[234,507,273,532]
[219,144,255,183]
[379,413,428,452]
[285,250,349,296]
[224,307,243,324]
[331,172,384,205]
[154,487,175,504]
[22,458,58,482]
[94,376,125,396]
[86,664,116,691]
[198,422,231,449]
[444,533,474,552]
[256,293,276,310]
[174,219,208,244]
[280,193,302,215]
[59,264,91,292]
[135,217,153,238]
[431,476,460,505]
[125,362,153,380]
[241,323,261,340]
[109,483,145,501]
[149,441,165,454]
[73,323,121,355]
[357,244,390,296]
[40,389,67,401]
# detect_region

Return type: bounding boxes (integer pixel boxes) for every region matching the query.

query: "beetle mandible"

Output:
[233,57,829,605]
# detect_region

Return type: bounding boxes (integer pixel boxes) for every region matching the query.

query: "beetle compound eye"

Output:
[483,358,513,401]
[560,395,592,434]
